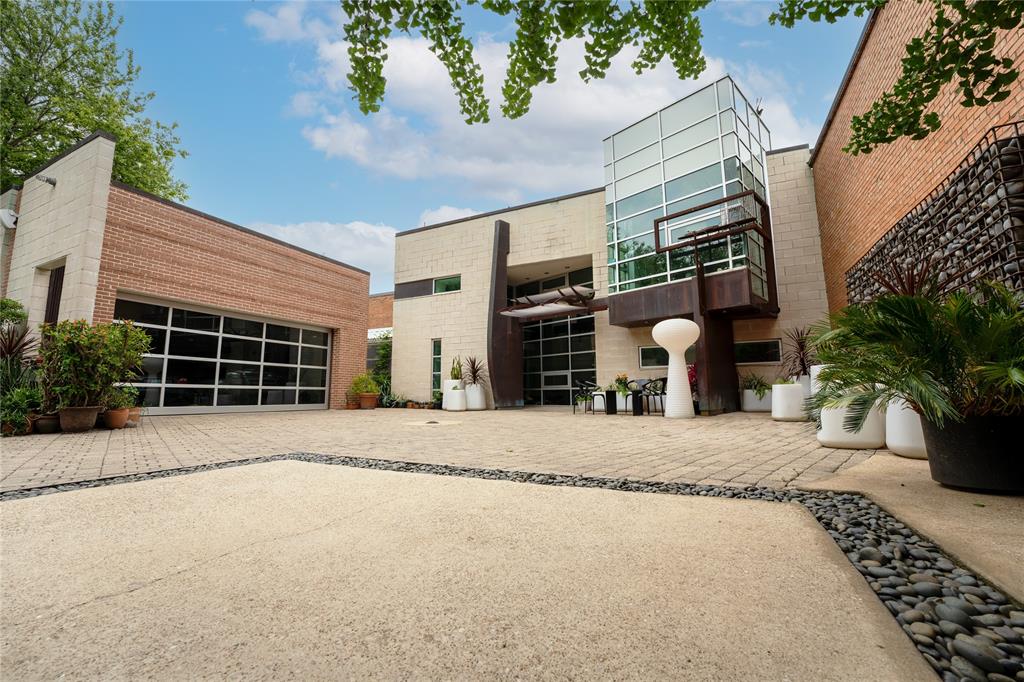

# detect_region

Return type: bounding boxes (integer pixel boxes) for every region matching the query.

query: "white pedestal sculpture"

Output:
[652,319,700,419]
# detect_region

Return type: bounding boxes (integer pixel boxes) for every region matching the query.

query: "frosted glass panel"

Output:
[664,140,720,181]
[665,163,722,202]
[615,164,661,200]
[662,117,718,158]
[716,79,733,110]
[603,138,613,165]
[719,110,735,134]
[660,85,716,135]
[613,115,658,159]
[604,164,613,184]
[605,184,615,204]
[614,143,660,179]
[721,132,738,158]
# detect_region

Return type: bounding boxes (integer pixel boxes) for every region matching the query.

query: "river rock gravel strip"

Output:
[2,452,1021,681]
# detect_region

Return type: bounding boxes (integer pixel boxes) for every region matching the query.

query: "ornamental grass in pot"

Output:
[810,281,1023,493]
[462,357,488,410]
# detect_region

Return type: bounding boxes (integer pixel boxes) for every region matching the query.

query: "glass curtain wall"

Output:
[603,76,771,295]
[514,267,596,405]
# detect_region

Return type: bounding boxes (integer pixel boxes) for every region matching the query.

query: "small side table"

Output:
[604,389,618,415]
[631,389,644,415]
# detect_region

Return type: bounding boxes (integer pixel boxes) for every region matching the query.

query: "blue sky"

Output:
[116,1,867,292]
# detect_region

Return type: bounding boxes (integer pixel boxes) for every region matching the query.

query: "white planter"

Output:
[795,374,812,398]
[771,384,807,421]
[885,399,927,459]
[740,389,772,412]
[810,365,826,396]
[817,405,886,449]
[441,379,462,410]
[446,389,467,411]
[465,384,487,411]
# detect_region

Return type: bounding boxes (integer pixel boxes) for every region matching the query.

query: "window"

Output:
[433,275,461,294]
[639,345,669,368]
[734,339,782,364]
[431,339,442,392]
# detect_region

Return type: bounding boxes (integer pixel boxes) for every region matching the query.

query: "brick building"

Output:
[0,131,369,414]
[391,76,830,412]
[811,3,1024,309]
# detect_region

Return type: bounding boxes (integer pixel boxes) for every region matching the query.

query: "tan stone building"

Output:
[391,76,830,412]
[0,132,370,414]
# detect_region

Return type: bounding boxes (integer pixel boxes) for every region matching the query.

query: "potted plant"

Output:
[771,378,806,421]
[782,327,816,396]
[810,281,1023,492]
[121,386,143,427]
[350,373,380,409]
[102,385,136,429]
[431,390,443,409]
[39,320,148,433]
[442,356,463,410]
[1,385,40,436]
[463,356,488,410]
[739,373,772,412]
[406,400,416,409]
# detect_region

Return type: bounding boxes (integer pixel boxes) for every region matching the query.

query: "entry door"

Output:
[44,266,65,324]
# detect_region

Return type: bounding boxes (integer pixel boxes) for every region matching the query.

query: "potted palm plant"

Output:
[782,327,816,396]
[810,281,1023,493]
[442,356,463,410]
[463,357,488,410]
[739,373,772,412]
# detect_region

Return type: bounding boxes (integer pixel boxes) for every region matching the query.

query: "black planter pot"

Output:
[920,416,1022,494]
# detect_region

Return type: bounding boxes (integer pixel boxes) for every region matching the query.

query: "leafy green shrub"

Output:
[104,385,138,410]
[739,373,771,399]
[1,385,41,436]
[0,299,28,326]
[811,281,1024,432]
[38,321,149,409]
[349,372,379,395]
[0,321,37,398]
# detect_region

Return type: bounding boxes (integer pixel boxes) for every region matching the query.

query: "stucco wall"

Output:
[812,3,1024,309]
[4,134,115,327]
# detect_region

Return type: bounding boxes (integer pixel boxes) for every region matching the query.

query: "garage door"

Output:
[114,297,330,414]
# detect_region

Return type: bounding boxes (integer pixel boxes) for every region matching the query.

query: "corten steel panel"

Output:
[607,269,755,327]
[694,313,740,415]
[393,279,435,300]
[487,220,523,408]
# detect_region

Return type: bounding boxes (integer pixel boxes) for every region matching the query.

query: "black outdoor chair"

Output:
[572,379,600,414]
[641,377,667,415]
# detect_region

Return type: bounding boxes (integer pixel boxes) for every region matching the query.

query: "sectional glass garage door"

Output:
[113,298,330,414]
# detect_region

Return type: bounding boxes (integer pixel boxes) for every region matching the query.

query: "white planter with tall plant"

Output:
[447,386,467,411]
[771,381,806,421]
[782,327,816,398]
[739,373,771,412]
[463,357,488,410]
[442,356,464,411]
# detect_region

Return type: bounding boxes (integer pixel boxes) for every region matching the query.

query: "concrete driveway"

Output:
[0,461,929,680]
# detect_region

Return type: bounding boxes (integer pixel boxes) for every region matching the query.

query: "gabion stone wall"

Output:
[846,122,1024,303]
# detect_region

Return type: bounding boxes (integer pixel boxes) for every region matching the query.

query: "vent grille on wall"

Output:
[846,121,1024,303]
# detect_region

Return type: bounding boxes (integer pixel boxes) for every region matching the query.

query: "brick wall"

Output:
[368,292,394,329]
[95,184,370,408]
[812,3,1024,309]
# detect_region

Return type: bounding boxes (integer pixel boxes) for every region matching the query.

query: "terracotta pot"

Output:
[59,406,101,433]
[103,408,130,429]
[358,392,378,409]
[407,401,416,409]
[33,414,61,434]
[127,407,142,426]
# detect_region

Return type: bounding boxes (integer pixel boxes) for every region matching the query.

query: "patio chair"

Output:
[641,377,667,415]
[572,379,601,414]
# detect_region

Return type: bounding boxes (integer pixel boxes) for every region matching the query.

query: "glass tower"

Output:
[603,76,772,296]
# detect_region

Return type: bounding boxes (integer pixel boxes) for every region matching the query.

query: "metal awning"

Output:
[499,285,603,320]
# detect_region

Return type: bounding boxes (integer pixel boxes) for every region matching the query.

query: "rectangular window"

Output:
[431,339,442,391]
[734,339,782,364]
[638,345,669,368]
[433,275,461,294]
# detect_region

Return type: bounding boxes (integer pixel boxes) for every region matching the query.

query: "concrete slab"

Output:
[804,452,1024,603]
[1,462,931,680]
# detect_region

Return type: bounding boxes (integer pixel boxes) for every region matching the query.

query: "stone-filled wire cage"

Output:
[846,121,1024,303]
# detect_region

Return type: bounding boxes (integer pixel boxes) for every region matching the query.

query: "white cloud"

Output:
[719,1,774,27]
[738,39,770,49]
[248,220,397,293]
[418,205,478,227]
[249,2,818,202]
